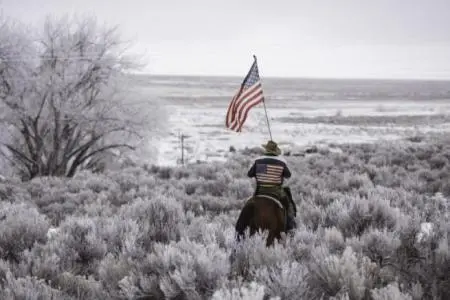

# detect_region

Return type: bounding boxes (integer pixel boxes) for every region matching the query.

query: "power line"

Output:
[0,52,123,62]
[0,57,117,63]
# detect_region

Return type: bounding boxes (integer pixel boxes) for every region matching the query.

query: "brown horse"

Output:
[234,193,287,247]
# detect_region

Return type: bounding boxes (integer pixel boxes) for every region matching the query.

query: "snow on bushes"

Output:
[0,202,50,262]
[0,137,449,299]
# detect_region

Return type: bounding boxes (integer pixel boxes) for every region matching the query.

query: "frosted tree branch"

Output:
[0,14,158,180]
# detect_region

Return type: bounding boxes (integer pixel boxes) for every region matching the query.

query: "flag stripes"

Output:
[225,57,265,132]
[255,164,284,184]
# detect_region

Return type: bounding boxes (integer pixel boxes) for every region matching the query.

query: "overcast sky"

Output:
[2,0,450,79]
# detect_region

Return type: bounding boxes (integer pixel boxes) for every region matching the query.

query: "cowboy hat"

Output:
[261,140,281,155]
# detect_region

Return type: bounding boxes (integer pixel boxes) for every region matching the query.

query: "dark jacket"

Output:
[247,155,291,186]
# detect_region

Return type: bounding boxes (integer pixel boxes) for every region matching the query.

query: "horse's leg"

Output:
[235,203,254,242]
[269,209,287,247]
[267,221,284,246]
[266,231,276,247]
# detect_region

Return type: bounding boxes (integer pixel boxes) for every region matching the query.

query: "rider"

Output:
[247,140,297,232]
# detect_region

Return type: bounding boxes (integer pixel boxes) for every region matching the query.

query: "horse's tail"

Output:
[235,195,287,246]
[253,195,287,246]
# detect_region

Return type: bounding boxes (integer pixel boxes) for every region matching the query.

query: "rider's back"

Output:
[248,155,291,186]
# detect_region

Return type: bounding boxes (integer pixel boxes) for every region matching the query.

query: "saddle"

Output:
[251,187,295,217]
[245,192,283,209]
[254,194,284,209]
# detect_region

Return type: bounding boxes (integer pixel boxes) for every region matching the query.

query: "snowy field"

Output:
[129,75,450,166]
[1,74,449,299]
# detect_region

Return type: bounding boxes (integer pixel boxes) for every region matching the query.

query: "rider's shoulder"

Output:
[254,155,288,164]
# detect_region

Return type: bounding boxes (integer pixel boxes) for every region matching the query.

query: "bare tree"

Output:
[0,15,162,180]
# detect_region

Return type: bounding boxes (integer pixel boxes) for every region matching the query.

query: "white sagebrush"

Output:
[309,246,377,300]
[252,260,309,299]
[148,238,230,298]
[0,202,50,260]
[370,282,413,300]
[211,281,280,300]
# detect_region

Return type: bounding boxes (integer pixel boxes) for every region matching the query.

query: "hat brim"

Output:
[262,145,281,155]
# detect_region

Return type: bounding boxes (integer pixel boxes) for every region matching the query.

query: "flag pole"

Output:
[253,54,273,141]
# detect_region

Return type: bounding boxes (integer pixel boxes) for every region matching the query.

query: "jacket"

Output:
[247,155,291,187]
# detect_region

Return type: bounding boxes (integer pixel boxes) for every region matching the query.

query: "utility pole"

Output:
[181,134,185,165]
[179,133,190,165]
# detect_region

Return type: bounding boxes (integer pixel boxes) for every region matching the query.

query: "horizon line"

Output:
[127,71,450,82]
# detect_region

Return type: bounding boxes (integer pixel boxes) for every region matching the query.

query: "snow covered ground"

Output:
[153,99,450,166]
[128,75,450,166]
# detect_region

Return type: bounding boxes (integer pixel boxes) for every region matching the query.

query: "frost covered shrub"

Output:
[284,225,318,261]
[365,186,416,214]
[119,195,185,245]
[149,165,173,179]
[82,173,118,193]
[191,162,223,180]
[170,189,205,216]
[14,217,108,298]
[104,167,156,192]
[330,196,372,237]
[325,192,404,238]
[0,271,67,300]
[325,170,373,193]
[323,226,346,255]
[378,216,450,300]
[197,195,243,215]
[358,228,401,268]
[0,135,448,299]
[297,200,324,231]
[180,215,234,249]
[415,145,437,161]
[0,178,30,202]
[429,154,448,170]
[421,192,448,222]
[224,178,253,200]
[177,169,236,198]
[308,246,378,300]
[183,178,199,195]
[230,232,293,280]
[97,253,135,298]
[171,167,191,180]
[93,215,142,257]
[121,238,231,299]
[39,189,103,225]
[54,271,106,300]
[293,173,327,196]
[309,189,344,208]
[372,166,405,188]
[303,154,335,175]
[51,216,107,274]
[212,280,272,300]
[197,178,227,196]
[368,147,415,169]
[25,172,125,225]
[0,202,49,262]
[393,217,450,300]
[251,260,309,299]
[370,282,413,300]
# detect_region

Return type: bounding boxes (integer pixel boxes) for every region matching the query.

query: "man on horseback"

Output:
[247,140,297,233]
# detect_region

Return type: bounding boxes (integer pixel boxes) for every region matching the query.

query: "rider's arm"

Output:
[283,164,292,178]
[247,162,256,178]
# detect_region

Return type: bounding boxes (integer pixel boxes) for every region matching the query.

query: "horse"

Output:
[234,193,287,247]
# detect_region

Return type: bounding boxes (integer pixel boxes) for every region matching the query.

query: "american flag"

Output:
[255,163,284,185]
[225,56,265,132]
